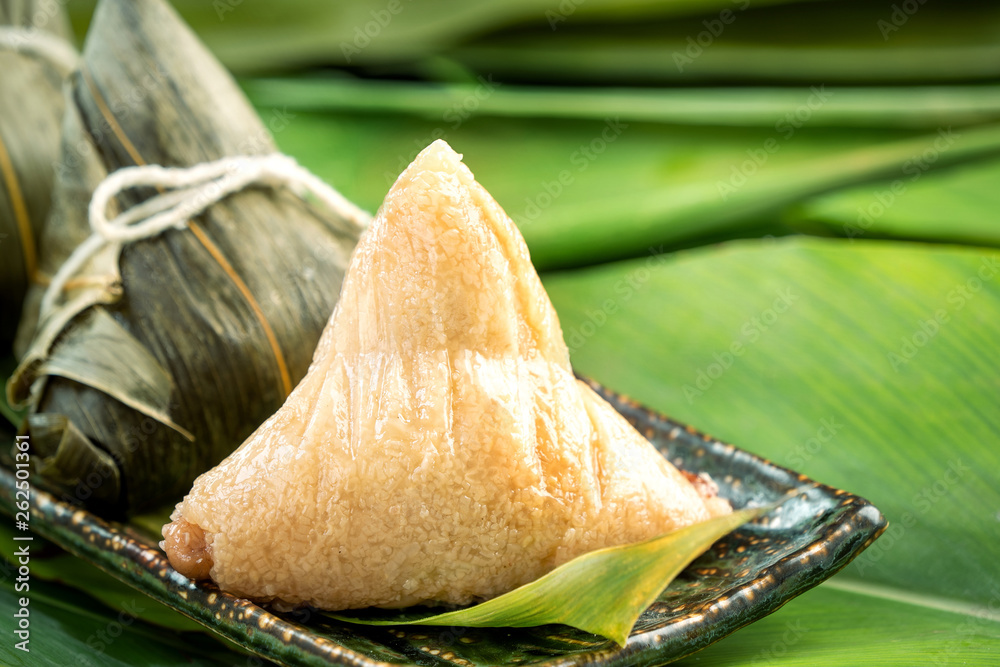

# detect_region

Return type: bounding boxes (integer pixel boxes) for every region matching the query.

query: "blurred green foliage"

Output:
[4,0,999,664]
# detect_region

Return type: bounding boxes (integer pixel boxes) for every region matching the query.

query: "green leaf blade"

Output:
[683,582,1000,666]
[333,507,762,645]
[542,238,1000,608]
[793,156,1000,248]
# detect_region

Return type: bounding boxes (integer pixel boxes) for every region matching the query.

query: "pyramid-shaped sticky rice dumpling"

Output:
[8,0,362,513]
[163,141,730,610]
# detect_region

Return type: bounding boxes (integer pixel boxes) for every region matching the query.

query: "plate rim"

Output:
[0,378,887,667]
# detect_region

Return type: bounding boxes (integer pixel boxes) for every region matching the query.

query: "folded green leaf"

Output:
[244,78,1000,129]
[68,0,812,74]
[522,122,1000,269]
[333,507,762,646]
[265,103,1000,270]
[792,156,1000,247]
[451,3,1000,85]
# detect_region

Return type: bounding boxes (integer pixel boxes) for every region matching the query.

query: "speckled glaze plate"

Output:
[0,379,885,667]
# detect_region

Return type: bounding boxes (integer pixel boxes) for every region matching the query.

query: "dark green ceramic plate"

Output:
[0,379,885,667]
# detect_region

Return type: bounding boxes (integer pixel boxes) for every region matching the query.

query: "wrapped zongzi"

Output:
[8,0,364,514]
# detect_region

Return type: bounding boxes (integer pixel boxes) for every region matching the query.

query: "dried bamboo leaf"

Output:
[0,0,73,39]
[26,412,120,505]
[38,308,192,439]
[0,0,75,349]
[9,0,362,514]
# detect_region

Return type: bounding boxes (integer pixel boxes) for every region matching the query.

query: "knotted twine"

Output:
[40,154,373,316]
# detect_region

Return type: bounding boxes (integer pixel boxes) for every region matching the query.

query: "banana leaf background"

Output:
[3,0,1000,664]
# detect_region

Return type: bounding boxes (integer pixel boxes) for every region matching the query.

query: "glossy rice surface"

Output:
[165,140,729,609]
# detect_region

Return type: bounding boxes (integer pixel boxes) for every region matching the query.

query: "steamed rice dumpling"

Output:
[0,0,75,350]
[7,0,363,513]
[163,140,730,610]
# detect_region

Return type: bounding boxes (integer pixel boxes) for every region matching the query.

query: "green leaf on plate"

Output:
[333,506,762,646]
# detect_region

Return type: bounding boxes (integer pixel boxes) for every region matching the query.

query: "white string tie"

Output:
[0,26,79,75]
[41,153,372,316]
